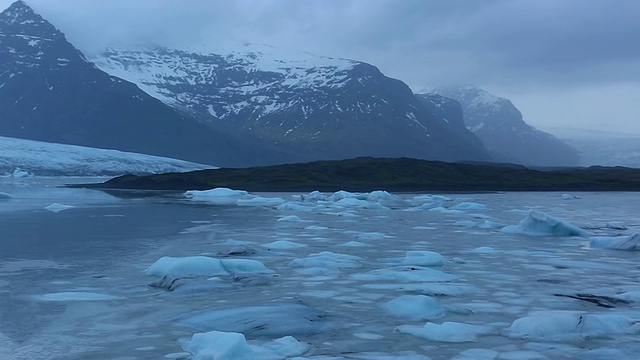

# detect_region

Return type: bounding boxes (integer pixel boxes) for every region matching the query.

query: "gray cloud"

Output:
[3,0,639,132]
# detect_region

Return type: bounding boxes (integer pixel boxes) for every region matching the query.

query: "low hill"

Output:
[78,157,640,193]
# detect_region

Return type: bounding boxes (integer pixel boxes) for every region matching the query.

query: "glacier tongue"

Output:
[0,136,214,176]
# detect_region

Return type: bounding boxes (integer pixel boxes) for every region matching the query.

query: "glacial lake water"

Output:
[0,177,639,360]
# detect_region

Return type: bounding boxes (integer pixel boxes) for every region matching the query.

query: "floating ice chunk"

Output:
[262,240,307,249]
[179,303,335,337]
[507,310,640,341]
[451,202,487,211]
[289,252,362,269]
[277,202,317,212]
[579,348,633,360]
[452,349,499,360]
[333,197,389,210]
[0,192,12,199]
[237,197,285,206]
[33,292,123,301]
[397,321,492,342]
[185,187,249,205]
[615,291,640,302]
[44,203,74,213]
[145,256,272,277]
[561,193,580,200]
[589,234,640,251]
[381,295,446,320]
[299,190,327,202]
[327,190,360,202]
[501,210,591,237]
[471,246,497,254]
[401,251,445,267]
[339,241,368,247]
[453,220,477,227]
[185,330,309,360]
[605,221,627,230]
[277,215,305,222]
[351,266,456,282]
[478,220,505,229]
[428,207,464,214]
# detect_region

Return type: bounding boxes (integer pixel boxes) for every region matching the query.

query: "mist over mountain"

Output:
[540,127,640,168]
[426,86,580,167]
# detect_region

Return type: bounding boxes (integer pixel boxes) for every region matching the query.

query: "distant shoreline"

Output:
[70,157,640,193]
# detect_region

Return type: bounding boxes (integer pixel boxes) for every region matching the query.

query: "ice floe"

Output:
[145,256,272,277]
[381,295,446,320]
[289,252,362,269]
[185,188,250,205]
[502,210,591,237]
[507,310,640,341]
[589,233,640,251]
[44,203,74,213]
[32,292,123,301]
[400,251,445,267]
[397,321,493,342]
[451,202,488,211]
[179,303,339,337]
[185,330,309,360]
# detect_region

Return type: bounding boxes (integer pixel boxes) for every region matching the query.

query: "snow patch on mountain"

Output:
[90,44,359,121]
[0,136,214,176]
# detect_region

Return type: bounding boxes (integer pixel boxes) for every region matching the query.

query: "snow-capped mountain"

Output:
[0,135,213,176]
[91,46,491,163]
[414,93,485,151]
[426,86,579,167]
[0,1,283,168]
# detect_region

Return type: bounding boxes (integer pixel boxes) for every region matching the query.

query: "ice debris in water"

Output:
[507,310,640,341]
[501,210,591,237]
[289,252,362,269]
[185,187,250,205]
[44,203,74,213]
[590,233,640,251]
[605,221,628,230]
[396,321,492,343]
[32,292,123,301]
[184,330,309,360]
[381,295,446,320]
[0,191,12,199]
[451,202,487,211]
[145,256,273,277]
[561,193,580,200]
[277,215,305,222]
[400,251,445,267]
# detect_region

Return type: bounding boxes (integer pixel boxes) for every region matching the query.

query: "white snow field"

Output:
[1,184,640,359]
[0,135,214,176]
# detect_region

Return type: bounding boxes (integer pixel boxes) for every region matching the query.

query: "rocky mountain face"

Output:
[91,46,492,163]
[426,86,579,167]
[414,93,485,153]
[0,1,282,167]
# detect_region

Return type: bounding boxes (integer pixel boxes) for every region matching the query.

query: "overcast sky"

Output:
[3,0,639,133]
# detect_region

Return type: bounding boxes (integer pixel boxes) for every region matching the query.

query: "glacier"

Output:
[0,135,214,176]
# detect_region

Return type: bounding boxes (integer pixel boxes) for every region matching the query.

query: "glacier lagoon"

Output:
[1,177,639,359]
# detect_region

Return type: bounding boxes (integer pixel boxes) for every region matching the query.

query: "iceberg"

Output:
[502,210,591,237]
[397,321,492,342]
[451,202,488,211]
[589,234,640,251]
[507,311,640,341]
[381,295,446,320]
[401,251,445,267]
[185,188,250,205]
[44,203,74,213]
[185,331,308,360]
[145,256,272,277]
